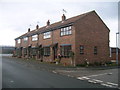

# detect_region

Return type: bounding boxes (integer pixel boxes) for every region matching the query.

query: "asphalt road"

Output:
[2,57,107,88]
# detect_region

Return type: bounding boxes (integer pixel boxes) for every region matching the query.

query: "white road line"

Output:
[82,77,90,80]
[67,75,70,76]
[92,79,103,83]
[106,82,118,86]
[87,73,108,77]
[88,80,97,83]
[77,73,118,88]
[77,77,85,80]
[10,80,14,83]
[77,77,90,80]
[101,83,114,88]
[107,73,112,75]
[52,71,57,73]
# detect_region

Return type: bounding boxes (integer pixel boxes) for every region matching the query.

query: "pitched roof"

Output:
[15,10,95,40]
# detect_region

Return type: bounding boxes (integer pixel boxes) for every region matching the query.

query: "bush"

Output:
[76,64,86,67]
[93,62,103,66]
[105,61,112,65]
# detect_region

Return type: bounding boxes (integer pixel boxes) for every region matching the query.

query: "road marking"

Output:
[101,83,113,88]
[88,80,97,83]
[10,80,14,83]
[77,77,85,80]
[87,73,108,77]
[67,75,70,77]
[82,77,90,79]
[107,73,112,75]
[52,71,57,73]
[106,82,118,86]
[77,76,118,88]
[92,79,103,83]
[77,77,90,80]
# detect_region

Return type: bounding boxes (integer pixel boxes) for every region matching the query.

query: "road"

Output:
[2,57,107,88]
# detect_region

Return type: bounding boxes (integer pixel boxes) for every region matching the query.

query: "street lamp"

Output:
[116,32,119,65]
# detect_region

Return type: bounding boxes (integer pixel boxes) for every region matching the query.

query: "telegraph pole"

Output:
[116,32,119,65]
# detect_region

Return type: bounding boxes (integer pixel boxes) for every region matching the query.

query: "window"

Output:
[31,47,37,55]
[60,26,72,36]
[60,45,71,57]
[94,46,97,55]
[80,45,84,54]
[43,32,51,39]
[24,37,28,42]
[17,39,21,44]
[23,48,27,55]
[43,47,50,56]
[32,35,38,41]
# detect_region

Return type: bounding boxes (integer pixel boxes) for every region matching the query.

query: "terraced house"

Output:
[15,10,110,66]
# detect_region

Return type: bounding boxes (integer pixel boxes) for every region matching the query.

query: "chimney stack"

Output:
[62,14,66,21]
[28,28,30,32]
[47,20,50,26]
[36,25,39,29]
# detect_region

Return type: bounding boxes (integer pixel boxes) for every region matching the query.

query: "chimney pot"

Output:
[47,20,50,26]
[28,28,30,32]
[62,14,66,21]
[36,25,39,29]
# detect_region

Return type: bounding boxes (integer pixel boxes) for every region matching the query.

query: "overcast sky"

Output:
[0,0,119,47]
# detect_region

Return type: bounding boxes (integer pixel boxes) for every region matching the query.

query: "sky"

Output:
[0,0,119,48]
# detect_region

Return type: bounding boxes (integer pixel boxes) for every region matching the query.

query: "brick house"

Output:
[110,47,120,64]
[15,10,110,66]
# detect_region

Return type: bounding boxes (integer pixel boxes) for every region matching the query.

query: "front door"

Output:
[53,46,58,60]
[28,46,31,58]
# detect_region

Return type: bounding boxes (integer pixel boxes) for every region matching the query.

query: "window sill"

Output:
[60,34,72,37]
[43,38,51,40]
[44,55,50,57]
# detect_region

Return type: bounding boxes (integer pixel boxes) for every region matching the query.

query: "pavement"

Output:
[2,56,120,88]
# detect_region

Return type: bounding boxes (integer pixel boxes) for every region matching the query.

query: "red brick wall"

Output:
[38,33,53,62]
[21,38,28,47]
[15,39,22,48]
[52,27,75,65]
[15,11,110,66]
[74,11,110,65]
[38,27,75,65]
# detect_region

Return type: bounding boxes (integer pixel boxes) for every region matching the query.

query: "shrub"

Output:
[76,64,86,67]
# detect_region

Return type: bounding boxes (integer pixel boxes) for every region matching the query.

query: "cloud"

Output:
[105,19,118,47]
[0,1,118,47]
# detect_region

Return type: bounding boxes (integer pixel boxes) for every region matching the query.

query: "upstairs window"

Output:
[17,39,21,44]
[80,45,84,54]
[43,46,50,56]
[94,46,97,55]
[43,31,51,39]
[60,26,72,36]
[32,35,38,41]
[24,37,28,42]
[60,45,71,57]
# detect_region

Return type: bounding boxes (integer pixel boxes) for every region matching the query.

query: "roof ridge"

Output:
[31,10,95,31]
[15,10,95,40]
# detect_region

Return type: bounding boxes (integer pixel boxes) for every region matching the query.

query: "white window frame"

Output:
[17,39,21,44]
[32,34,38,41]
[60,26,72,36]
[43,31,51,39]
[24,37,28,42]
